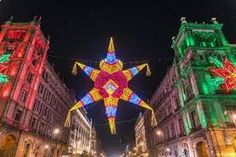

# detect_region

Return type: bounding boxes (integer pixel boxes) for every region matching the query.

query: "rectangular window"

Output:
[178,118,184,134]
[39,104,44,115]
[42,70,48,82]
[41,122,45,132]
[171,123,175,138]
[5,48,13,55]
[15,109,23,122]
[29,117,37,128]
[184,76,194,101]
[191,111,198,128]
[26,72,34,83]
[33,99,40,112]
[38,83,44,94]
[44,106,47,116]
[175,97,181,109]
[4,30,26,42]
[20,89,28,103]
[32,57,39,67]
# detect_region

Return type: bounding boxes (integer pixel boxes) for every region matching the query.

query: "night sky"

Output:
[1,0,236,156]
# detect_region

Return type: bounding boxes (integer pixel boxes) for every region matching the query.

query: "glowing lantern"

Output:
[65,38,156,134]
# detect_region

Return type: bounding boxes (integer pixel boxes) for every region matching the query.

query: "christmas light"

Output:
[65,37,156,134]
[0,53,11,83]
[210,58,236,92]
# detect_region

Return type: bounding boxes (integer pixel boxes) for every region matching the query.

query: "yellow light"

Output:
[232,114,236,120]
[45,145,49,149]
[53,128,60,135]
[156,130,162,136]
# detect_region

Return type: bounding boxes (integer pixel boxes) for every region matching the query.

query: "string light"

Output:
[0,54,11,83]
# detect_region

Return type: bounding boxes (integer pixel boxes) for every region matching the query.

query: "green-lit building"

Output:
[145,18,236,157]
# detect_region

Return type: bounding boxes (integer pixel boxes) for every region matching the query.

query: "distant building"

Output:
[90,127,97,156]
[134,113,148,157]
[68,109,107,157]
[0,18,74,157]
[68,108,93,155]
[145,18,236,157]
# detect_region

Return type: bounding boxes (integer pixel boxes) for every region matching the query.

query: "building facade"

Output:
[0,18,74,157]
[145,18,236,157]
[68,110,107,157]
[68,108,93,156]
[135,113,148,157]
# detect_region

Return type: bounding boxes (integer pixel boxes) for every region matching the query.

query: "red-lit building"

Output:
[0,17,74,157]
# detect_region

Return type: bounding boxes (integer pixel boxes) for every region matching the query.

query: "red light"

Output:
[1,84,12,98]
[210,58,236,92]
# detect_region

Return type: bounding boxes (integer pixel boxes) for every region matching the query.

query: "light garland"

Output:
[0,54,11,83]
[65,37,156,134]
[210,57,236,92]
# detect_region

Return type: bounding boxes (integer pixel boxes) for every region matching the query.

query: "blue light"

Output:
[106,106,117,117]
[81,94,94,105]
[105,53,117,64]
[84,66,94,76]
[130,67,139,76]
[129,93,141,104]
[104,82,118,93]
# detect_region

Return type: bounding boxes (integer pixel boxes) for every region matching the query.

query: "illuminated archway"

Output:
[0,134,17,157]
[196,141,209,157]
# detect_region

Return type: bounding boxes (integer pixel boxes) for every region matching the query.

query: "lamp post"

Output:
[232,114,236,123]
[53,128,60,157]
[156,129,163,139]
[166,148,170,157]
[155,129,163,156]
[44,144,50,157]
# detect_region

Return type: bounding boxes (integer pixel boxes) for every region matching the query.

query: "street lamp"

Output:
[165,148,170,157]
[156,130,163,136]
[232,114,236,120]
[45,145,49,149]
[53,128,60,157]
[166,148,170,152]
[139,142,144,146]
[53,128,60,135]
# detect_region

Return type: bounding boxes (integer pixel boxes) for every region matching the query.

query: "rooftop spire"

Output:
[108,37,115,53]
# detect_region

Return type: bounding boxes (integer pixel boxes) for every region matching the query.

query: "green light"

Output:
[183,93,187,101]
[200,82,210,95]
[212,77,224,88]
[197,104,207,128]
[186,37,194,46]
[0,74,8,83]
[0,54,10,63]
[208,56,223,68]
[0,53,11,84]
[183,113,191,134]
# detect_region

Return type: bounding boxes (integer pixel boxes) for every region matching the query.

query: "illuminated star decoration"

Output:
[0,52,11,83]
[209,57,236,92]
[65,38,157,134]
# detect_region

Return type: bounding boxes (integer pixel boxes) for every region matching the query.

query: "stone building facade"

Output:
[145,18,236,157]
[0,18,74,157]
[68,108,93,155]
[135,113,148,157]
[68,109,106,157]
